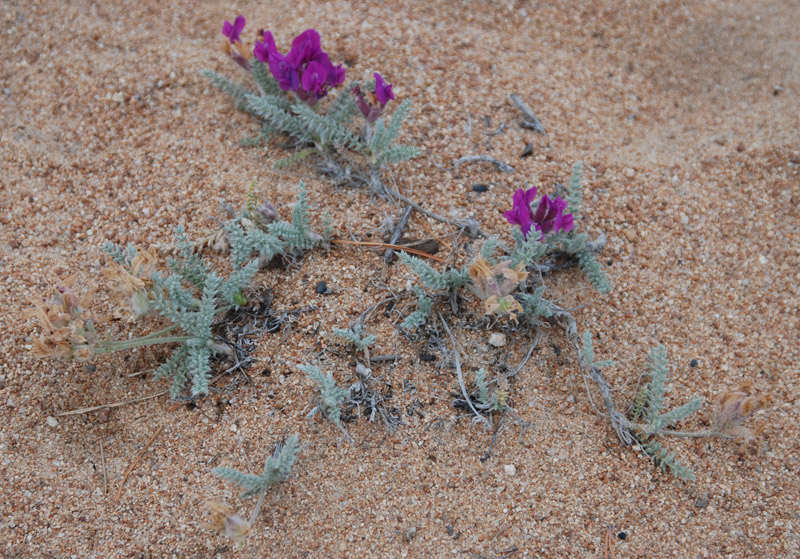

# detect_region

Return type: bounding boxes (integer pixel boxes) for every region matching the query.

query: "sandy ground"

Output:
[1,1,799,557]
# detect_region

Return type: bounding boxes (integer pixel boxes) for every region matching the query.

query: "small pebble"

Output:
[420,353,436,362]
[624,167,636,178]
[623,228,636,242]
[504,464,516,476]
[46,416,59,428]
[315,281,328,294]
[472,184,489,193]
[679,212,689,225]
[488,333,506,347]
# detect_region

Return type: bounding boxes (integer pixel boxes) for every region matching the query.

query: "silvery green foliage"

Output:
[202,65,418,179]
[213,435,300,498]
[566,162,584,220]
[627,345,702,481]
[510,228,549,269]
[367,99,419,166]
[579,331,614,370]
[105,242,137,267]
[300,363,346,426]
[104,228,259,398]
[101,188,323,399]
[200,69,249,111]
[518,286,553,319]
[226,184,321,268]
[333,325,376,351]
[398,253,470,291]
[555,163,610,293]
[400,287,433,330]
[475,367,491,407]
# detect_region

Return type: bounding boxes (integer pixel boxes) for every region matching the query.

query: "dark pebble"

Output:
[617,531,627,541]
[690,359,698,368]
[472,184,489,193]
[315,281,328,294]
[420,353,436,362]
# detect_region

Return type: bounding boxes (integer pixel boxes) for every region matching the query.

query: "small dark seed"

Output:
[315,281,328,294]
[420,353,436,362]
[690,359,698,368]
[617,531,627,541]
[521,143,534,158]
[472,184,489,193]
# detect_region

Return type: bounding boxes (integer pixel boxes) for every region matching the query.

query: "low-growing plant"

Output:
[203,16,419,193]
[300,363,353,442]
[400,163,608,329]
[208,434,300,545]
[577,334,770,481]
[26,185,324,399]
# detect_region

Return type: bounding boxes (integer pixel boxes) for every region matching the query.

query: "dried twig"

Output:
[99,438,108,495]
[115,425,163,503]
[384,205,414,264]
[57,391,169,417]
[509,94,546,135]
[332,239,445,263]
[485,122,506,137]
[480,407,507,462]
[453,155,515,174]
[438,312,490,428]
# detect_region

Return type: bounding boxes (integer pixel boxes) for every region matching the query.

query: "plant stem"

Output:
[96,335,193,354]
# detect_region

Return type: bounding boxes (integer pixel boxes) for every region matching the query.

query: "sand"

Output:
[1,1,798,557]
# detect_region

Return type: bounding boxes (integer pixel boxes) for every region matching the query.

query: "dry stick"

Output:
[551,304,634,446]
[384,205,414,264]
[57,371,229,417]
[453,155,515,174]
[332,239,445,263]
[480,407,507,463]
[509,94,546,135]
[381,183,485,239]
[437,312,490,429]
[99,438,108,495]
[57,390,169,417]
[115,425,163,504]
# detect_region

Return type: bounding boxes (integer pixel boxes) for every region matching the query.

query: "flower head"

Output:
[503,187,538,239]
[532,194,574,234]
[712,383,770,440]
[222,15,246,44]
[353,72,395,122]
[25,276,98,360]
[468,256,527,321]
[203,501,252,546]
[373,72,395,106]
[255,28,345,104]
[503,188,574,240]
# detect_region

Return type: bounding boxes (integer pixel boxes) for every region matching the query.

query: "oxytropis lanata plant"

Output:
[202,15,418,193]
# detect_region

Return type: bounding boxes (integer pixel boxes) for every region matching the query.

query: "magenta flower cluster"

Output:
[253,27,345,105]
[503,187,574,240]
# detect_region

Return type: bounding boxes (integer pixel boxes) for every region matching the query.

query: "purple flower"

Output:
[254,31,301,91]
[353,72,395,122]
[255,28,345,103]
[503,188,574,240]
[503,187,538,239]
[374,72,394,106]
[222,15,246,44]
[287,29,324,66]
[301,61,329,96]
[532,195,574,234]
